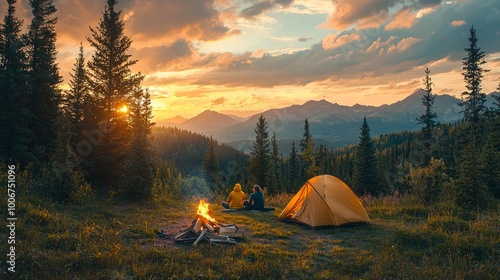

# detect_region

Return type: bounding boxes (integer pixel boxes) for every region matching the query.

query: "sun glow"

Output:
[119,105,128,113]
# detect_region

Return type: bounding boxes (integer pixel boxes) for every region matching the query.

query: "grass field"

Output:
[5,194,499,279]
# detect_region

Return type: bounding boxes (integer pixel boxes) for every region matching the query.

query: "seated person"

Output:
[222,183,246,209]
[244,185,264,210]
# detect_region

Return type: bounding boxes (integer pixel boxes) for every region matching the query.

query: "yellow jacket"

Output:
[227,184,246,209]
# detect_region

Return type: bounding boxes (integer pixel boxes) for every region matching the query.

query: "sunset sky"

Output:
[2,0,500,120]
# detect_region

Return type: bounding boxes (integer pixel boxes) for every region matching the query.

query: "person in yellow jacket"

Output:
[222,183,246,209]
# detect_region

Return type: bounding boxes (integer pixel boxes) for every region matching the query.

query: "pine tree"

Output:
[248,114,271,189]
[87,0,143,115]
[299,118,312,182]
[25,0,62,161]
[47,115,88,201]
[316,144,328,174]
[268,133,281,194]
[302,137,318,179]
[202,137,220,193]
[288,141,300,192]
[418,67,438,166]
[85,0,144,189]
[456,26,491,209]
[479,81,500,199]
[480,125,500,198]
[0,0,33,164]
[299,119,311,152]
[456,135,491,208]
[352,117,380,195]
[122,87,154,199]
[460,26,487,125]
[64,43,89,149]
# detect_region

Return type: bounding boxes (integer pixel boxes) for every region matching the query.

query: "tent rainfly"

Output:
[278,174,370,227]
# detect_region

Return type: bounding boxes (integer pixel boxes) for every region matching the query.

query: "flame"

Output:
[197,200,216,223]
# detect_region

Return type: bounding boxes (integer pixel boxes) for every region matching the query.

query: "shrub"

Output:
[407,158,453,204]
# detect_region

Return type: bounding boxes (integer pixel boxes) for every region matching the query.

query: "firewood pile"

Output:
[173,200,243,246]
[174,215,242,246]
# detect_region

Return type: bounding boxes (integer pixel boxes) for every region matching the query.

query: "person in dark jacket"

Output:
[244,185,264,210]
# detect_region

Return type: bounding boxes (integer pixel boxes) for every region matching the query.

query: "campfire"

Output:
[174,200,242,246]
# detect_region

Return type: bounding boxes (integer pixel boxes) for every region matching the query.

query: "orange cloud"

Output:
[319,0,391,30]
[385,8,417,30]
[450,20,467,26]
[319,0,442,30]
[322,33,362,49]
[138,1,238,40]
[366,36,397,53]
[387,37,421,53]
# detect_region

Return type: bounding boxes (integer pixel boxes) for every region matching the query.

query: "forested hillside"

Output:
[152,126,247,177]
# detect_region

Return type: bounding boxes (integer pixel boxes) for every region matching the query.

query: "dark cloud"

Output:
[44,0,135,41]
[2,0,239,43]
[131,39,195,72]
[239,0,293,20]
[415,0,442,8]
[211,97,226,106]
[298,36,313,42]
[128,0,239,42]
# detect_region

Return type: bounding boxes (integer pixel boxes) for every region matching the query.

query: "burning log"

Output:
[173,200,243,245]
[197,215,217,232]
[193,218,203,234]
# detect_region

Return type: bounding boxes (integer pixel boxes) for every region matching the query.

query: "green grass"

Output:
[4,195,499,279]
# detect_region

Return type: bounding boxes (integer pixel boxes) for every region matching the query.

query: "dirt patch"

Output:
[154,218,194,248]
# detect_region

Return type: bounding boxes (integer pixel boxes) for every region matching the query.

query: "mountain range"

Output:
[156,89,498,153]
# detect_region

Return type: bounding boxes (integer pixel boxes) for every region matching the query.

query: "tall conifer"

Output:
[202,137,220,193]
[418,67,438,166]
[64,43,89,149]
[86,0,144,189]
[352,117,380,195]
[299,118,312,182]
[299,119,311,152]
[288,142,300,192]
[26,0,62,161]
[456,26,491,208]
[302,137,318,180]
[122,87,154,199]
[460,26,487,125]
[248,114,271,189]
[0,0,33,163]
[268,133,281,194]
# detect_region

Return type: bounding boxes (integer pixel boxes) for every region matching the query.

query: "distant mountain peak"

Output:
[155,115,188,126]
[303,99,333,106]
[198,109,220,116]
[178,109,240,137]
[169,115,188,123]
[412,88,425,94]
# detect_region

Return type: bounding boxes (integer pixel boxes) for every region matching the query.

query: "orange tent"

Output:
[278,175,370,227]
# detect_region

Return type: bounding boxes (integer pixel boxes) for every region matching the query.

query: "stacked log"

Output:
[174,215,242,246]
